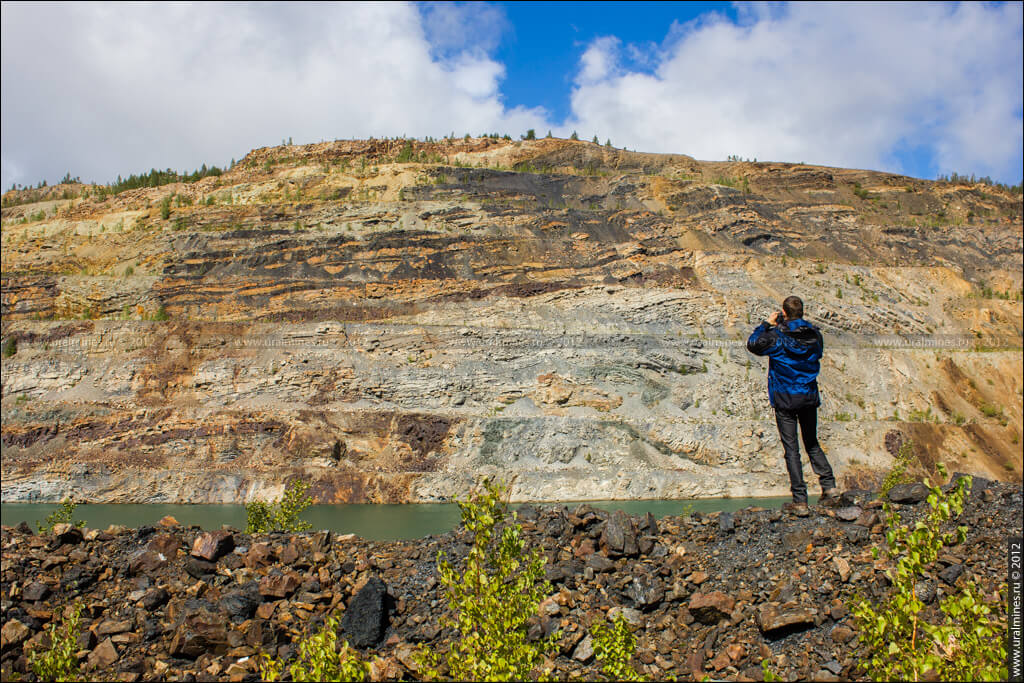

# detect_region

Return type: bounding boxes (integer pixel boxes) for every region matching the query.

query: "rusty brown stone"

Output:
[244,542,276,569]
[258,571,301,599]
[190,530,234,562]
[756,604,817,636]
[147,533,181,556]
[87,638,119,670]
[688,591,735,625]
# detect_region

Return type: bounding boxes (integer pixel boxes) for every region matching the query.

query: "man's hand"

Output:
[767,310,782,326]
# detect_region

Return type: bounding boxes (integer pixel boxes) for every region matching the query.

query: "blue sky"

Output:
[494,2,739,122]
[1,2,1021,189]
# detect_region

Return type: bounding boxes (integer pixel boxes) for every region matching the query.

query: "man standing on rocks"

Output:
[747,296,839,514]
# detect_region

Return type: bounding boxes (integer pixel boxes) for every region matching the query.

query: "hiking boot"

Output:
[819,488,842,507]
[782,502,811,517]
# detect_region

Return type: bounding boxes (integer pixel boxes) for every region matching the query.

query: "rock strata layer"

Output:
[1,137,1021,502]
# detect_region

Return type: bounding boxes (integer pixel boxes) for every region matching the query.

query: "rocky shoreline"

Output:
[1,476,1019,682]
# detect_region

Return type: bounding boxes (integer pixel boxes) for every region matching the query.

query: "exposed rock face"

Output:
[1,481,1018,681]
[1,137,1021,503]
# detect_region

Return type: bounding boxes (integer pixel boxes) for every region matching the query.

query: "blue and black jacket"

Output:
[746,318,823,411]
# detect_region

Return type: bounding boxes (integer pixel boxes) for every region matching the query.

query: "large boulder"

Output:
[220,583,263,622]
[341,577,391,648]
[888,482,929,504]
[190,530,235,561]
[600,510,639,558]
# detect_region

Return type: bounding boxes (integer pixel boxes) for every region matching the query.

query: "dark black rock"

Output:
[601,510,638,558]
[143,622,162,643]
[718,512,735,533]
[844,526,870,545]
[220,583,262,622]
[53,525,83,546]
[22,582,50,602]
[134,525,157,541]
[15,521,33,535]
[60,566,97,593]
[938,563,964,585]
[840,489,872,507]
[341,577,390,648]
[184,556,217,580]
[638,512,658,535]
[888,482,929,504]
[586,554,616,573]
[626,574,664,611]
[142,587,169,610]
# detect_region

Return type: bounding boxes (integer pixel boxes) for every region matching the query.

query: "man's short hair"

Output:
[783,296,804,319]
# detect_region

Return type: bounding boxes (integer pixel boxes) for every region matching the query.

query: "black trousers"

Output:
[774,405,836,503]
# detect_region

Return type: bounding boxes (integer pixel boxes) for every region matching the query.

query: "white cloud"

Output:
[3,2,1020,189]
[0,2,548,189]
[579,37,620,84]
[568,2,1023,182]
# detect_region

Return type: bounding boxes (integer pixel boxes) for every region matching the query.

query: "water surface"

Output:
[2,497,806,541]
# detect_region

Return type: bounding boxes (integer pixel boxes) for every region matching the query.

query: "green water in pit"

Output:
[1,497,809,541]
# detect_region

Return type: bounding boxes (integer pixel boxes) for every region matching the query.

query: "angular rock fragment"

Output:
[0,620,30,650]
[572,635,594,662]
[586,554,616,573]
[147,532,182,556]
[756,604,816,637]
[220,583,262,622]
[51,523,83,545]
[626,574,665,611]
[244,542,276,569]
[341,577,390,648]
[887,482,928,504]
[258,570,301,599]
[938,563,964,585]
[834,506,862,522]
[184,556,217,579]
[141,587,169,610]
[600,510,638,558]
[190,530,234,561]
[689,591,735,625]
[87,638,119,669]
[129,549,169,575]
[22,582,50,602]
